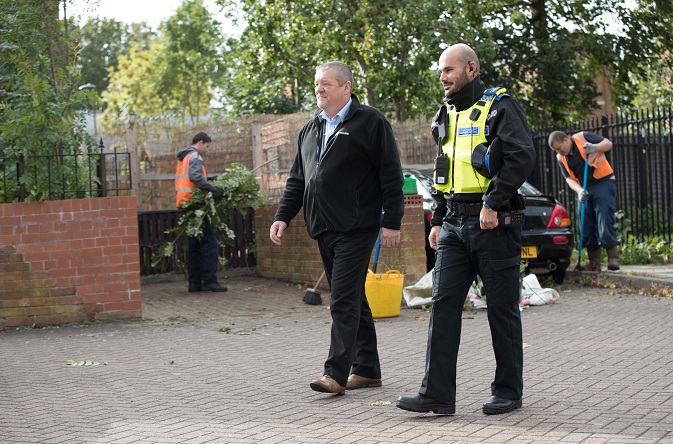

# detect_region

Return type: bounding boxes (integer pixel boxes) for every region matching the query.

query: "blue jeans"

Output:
[581,178,618,251]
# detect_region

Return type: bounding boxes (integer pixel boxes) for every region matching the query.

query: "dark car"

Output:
[403,167,574,284]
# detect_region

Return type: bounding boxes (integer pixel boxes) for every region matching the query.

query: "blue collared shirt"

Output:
[317,98,352,160]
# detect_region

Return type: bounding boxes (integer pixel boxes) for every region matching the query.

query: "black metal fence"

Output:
[528,105,673,243]
[0,139,132,203]
[138,207,257,276]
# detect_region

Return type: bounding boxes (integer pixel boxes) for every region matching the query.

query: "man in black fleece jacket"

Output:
[270,61,404,395]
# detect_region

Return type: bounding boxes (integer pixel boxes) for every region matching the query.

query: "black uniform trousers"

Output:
[317,228,381,387]
[420,211,524,402]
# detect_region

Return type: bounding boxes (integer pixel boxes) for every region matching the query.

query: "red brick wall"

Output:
[0,197,142,329]
[254,196,427,290]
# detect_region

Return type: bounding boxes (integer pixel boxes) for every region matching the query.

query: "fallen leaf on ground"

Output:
[370,400,392,406]
[65,360,107,366]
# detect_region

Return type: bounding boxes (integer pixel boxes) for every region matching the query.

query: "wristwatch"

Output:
[483,201,494,211]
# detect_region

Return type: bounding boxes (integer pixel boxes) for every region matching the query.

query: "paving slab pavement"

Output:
[1,268,673,443]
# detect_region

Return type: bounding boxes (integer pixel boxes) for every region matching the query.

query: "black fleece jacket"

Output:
[274,94,404,239]
[431,76,536,226]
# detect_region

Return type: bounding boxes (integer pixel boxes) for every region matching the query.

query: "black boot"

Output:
[188,282,202,292]
[396,393,455,415]
[203,281,227,292]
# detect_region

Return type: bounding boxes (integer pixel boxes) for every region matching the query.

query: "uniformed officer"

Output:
[396,43,536,415]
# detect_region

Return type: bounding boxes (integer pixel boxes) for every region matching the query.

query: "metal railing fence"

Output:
[0,140,132,203]
[529,105,673,243]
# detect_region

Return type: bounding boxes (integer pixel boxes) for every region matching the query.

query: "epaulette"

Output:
[482,87,509,101]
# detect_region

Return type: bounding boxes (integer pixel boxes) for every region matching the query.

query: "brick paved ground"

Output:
[1,270,672,443]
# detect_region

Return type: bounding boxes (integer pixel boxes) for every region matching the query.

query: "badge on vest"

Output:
[457,126,480,136]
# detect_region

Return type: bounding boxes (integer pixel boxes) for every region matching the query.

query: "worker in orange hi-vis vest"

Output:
[548,130,619,272]
[175,132,227,292]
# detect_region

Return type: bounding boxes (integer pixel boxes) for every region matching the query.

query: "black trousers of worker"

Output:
[186,216,219,285]
[420,212,524,402]
[317,228,381,387]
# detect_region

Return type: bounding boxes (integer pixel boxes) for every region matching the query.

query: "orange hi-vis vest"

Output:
[175,151,207,208]
[559,132,614,182]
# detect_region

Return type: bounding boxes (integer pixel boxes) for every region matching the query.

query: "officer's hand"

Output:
[429,225,441,250]
[578,189,589,202]
[584,142,598,154]
[479,206,498,230]
[211,187,224,201]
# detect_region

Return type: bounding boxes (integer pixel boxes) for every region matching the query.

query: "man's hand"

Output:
[479,206,499,230]
[269,221,287,246]
[584,142,597,154]
[578,189,590,202]
[380,227,401,247]
[429,225,441,250]
[211,187,223,200]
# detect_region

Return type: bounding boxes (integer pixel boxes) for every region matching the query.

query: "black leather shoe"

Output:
[203,281,228,292]
[482,395,522,415]
[188,283,202,292]
[396,393,455,415]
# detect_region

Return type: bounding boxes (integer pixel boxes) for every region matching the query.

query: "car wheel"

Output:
[551,268,566,284]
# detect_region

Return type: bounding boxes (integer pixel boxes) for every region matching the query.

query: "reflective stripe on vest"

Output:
[175,151,207,208]
[435,87,505,194]
[559,132,613,182]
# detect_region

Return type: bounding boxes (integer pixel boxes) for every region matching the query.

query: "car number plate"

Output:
[521,246,537,259]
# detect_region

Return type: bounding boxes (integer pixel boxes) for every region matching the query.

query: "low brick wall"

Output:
[254,195,427,290]
[0,197,142,329]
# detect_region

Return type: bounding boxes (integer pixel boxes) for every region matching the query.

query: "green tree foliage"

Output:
[78,17,156,95]
[217,0,672,124]
[0,0,99,202]
[99,0,225,127]
[217,0,456,120]
[155,0,225,123]
[611,0,673,109]
[99,42,166,136]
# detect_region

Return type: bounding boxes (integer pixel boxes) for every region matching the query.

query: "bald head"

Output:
[438,43,481,98]
[440,43,480,74]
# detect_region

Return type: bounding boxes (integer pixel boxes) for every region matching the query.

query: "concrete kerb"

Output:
[566,266,673,290]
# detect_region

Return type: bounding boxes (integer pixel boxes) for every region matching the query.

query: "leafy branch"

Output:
[151,163,270,268]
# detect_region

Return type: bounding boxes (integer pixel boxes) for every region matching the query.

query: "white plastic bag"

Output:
[402,270,486,309]
[519,274,560,306]
[402,270,434,307]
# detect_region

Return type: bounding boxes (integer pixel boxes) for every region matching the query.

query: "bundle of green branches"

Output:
[152,163,270,268]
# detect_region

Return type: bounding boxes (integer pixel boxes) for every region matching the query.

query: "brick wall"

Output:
[134,113,435,211]
[0,197,142,329]
[254,195,427,290]
[139,177,175,212]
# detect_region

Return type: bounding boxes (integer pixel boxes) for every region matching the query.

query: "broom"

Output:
[574,156,590,272]
[303,271,326,305]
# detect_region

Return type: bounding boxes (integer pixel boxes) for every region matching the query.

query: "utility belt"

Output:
[445,194,526,225]
[446,199,484,216]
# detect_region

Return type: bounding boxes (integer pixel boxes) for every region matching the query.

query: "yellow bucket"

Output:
[365,270,404,318]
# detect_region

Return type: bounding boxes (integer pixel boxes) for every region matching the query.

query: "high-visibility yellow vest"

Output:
[175,151,206,208]
[435,87,506,194]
